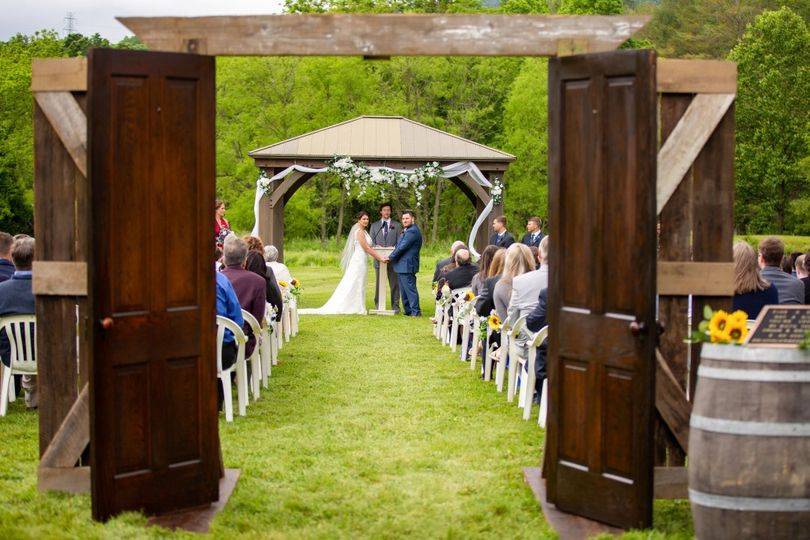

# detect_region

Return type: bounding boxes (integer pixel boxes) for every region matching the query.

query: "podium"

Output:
[370,246,396,315]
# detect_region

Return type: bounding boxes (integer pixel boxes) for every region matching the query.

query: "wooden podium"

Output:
[371,246,396,315]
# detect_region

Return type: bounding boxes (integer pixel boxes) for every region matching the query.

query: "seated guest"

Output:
[489,216,515,248]
[244,235,264,254]
[0,237,36,408]
[781,255,794,276]
[439,249,478,293]
[508,235,549,322]
[221,237,266,358]
[758,237,804,304]
[521,216,544,248]
[796,253,810,304]
[733,241,778,318]
[475,249,506,317]
[789,252,803,277]
[493,243,535,322]
[471,245,501,297]
[526,287,548,401]
[214,246,223,272]
[264,245,292,285]
[215,263,243,409]
[0,232,13,283]
[432,240,467,283]
[246,250,283,321]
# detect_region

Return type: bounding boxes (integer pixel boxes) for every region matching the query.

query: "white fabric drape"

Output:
[250,161,494,257]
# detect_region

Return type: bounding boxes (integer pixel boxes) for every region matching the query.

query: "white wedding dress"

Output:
[299,226,370,315]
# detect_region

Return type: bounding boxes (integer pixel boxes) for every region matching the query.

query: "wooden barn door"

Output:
[87,49,219,520]
[546,49,657,529]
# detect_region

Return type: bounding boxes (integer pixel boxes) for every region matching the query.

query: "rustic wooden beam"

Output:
[657,59,736,94]
[656,93,735,215]
[39,384,89,469]
[655,349,691,452]
[654,466,688,499]
[31,57,87,92]
[32,261,88,296]
[33,91,87,177]
[117,14,650,57]
[657,261,734,296]
[38,466,90,494]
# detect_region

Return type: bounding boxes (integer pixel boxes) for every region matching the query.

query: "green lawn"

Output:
[0,251,693,539]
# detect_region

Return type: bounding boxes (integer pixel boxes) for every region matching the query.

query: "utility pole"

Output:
[64,12,76,36]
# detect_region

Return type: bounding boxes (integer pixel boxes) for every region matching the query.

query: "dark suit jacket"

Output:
[221,265,266,357]
[489,231,515,248]
[0,259,13,283]
[526,288,548,333]
[0,273,35,367]
[389,225,422,274]
[475,275,501,317]
[369,219,401,248]
[521,232,544,248]
[803,277,810,304]
[444,263,479,291]
[432,256,452,283]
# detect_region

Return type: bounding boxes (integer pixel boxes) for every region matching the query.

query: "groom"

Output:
[386,210,422,317]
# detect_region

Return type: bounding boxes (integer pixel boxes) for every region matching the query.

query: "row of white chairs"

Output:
[0,315,36,416]
[433,288,549,426]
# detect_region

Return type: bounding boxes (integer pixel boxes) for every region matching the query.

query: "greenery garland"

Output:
[327,155,443,206]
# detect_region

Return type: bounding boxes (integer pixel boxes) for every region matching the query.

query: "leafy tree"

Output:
[62,33,110,57]
[729,7,809,233]
[558,0,623,14]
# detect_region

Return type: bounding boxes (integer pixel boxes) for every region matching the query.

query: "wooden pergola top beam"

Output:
[31,57,87,92]
[657,58,737,94]
[117,14,650,57]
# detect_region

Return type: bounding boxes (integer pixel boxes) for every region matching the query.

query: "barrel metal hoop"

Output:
[690,414,810,436]
[699,365,810,382]
[689,489,810,512]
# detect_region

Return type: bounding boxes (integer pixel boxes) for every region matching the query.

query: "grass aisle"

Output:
[0,255,692,538]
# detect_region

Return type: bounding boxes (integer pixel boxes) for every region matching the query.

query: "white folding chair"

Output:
[260,305,275,388]
[470,317,482,372]
[523,325,549,422]
[507,315,527,403]
[281,294,292,343]
[492,316,513,392]
[434,301,444,340]
[241,310,263,402]
[484,324,496,381]
[216,315,247,422]
[441,302,451,345]
[0,315,36,416]
[449,288,471,353]
[290,295,299,337]
[460,311,472,362]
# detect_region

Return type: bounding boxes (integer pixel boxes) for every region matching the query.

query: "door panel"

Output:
[88,48,218,521]
[547,49,657,529]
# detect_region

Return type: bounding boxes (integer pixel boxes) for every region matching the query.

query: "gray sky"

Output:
[0,0,284,42]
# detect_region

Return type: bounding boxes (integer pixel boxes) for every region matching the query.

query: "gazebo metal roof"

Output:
[248,116,516,163]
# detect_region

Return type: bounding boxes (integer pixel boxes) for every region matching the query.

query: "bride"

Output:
[299,211,384,315]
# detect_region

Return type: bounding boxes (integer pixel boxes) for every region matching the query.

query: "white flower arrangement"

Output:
[490,179,504,206]
[257,169,273,195]
[327,156,442,207]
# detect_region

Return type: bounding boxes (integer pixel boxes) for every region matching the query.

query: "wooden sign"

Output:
[744,305,810,348]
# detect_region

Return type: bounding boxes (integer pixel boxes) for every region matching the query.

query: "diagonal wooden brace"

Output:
[33,91,87,178]
[655,349,691,452]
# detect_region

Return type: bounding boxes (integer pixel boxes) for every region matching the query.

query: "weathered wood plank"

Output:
[117,14,650,57]
[38,466,90,494]
[39,384,89,469]
[654,466,688,499]
[656,93,735,215]
[33,91,87,177]
[655,349,691,452]
[32,261,87,296]
[657,261,734,296]
[657,59,736,94]
[31,57,87,92]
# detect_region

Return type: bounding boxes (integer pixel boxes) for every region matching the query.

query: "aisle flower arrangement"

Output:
[688,305,748,344]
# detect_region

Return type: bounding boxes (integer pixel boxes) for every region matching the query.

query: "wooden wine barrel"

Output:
[689,344,810,539]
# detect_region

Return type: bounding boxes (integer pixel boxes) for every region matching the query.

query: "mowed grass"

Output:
[0,250,692,539]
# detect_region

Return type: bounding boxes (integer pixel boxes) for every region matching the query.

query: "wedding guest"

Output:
[214,199,232,247]
[731,242,779,319]
[0,232,13,283]
[246,250,283,320]
[489,216,515,248]
[244,235,264,254]
[781,254,794,275]
[0,237,36,408]
[475,248,506,317]
[471,245,501,297]
[759,237,804,304]
[215,259,243,410]
[796,253,810,304]
[432,240,466,283]
[264,245,293,285]
[508,235,549,321]
[493,243,535,321]
[440,249,478,292]
[221,237,266,357]
[525,287,549,402]
[789,252,803,277]
[520,216,544,248]
[214,247,223,272]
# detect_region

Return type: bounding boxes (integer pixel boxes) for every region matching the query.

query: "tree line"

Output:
[0,0,807,241]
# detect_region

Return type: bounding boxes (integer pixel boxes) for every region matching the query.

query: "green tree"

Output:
[558,0,623,14]
[729,7,809,233]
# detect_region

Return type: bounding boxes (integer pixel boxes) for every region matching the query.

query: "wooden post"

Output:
[257,168,286,262]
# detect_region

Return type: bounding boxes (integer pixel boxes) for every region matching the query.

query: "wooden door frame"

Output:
[30,12,736,525]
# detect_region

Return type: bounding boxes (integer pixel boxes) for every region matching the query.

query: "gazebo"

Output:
[248,115,515,259]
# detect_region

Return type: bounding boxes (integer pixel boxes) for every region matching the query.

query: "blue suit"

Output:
[388,224,423,316]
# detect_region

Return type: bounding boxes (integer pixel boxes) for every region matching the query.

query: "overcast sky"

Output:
[0,0,285,42]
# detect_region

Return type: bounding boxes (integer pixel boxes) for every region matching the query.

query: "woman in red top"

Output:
[215,199,232,246]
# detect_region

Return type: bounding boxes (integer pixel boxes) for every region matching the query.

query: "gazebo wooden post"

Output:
[484,171,504,250]
[257,167,286,262]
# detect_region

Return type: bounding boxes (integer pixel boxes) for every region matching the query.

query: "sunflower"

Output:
[708,310,730,342]
[730,310,747,323]
[725,320,748,344]
[278,280,289,288]
[464,291,475,302]
[487,313,502,331]
[291,278,300,288]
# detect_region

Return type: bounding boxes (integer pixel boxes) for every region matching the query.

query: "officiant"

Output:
[370,202,401,314]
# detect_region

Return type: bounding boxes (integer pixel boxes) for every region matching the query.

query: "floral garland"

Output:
[490,179,504,206]
[327,155,443,206]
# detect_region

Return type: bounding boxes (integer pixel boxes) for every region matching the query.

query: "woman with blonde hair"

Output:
[732,241,778,319]
[493,243,535,321]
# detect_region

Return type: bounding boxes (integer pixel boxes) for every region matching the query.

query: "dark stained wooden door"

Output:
[546,50,657,529]
[87,48,219,521]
